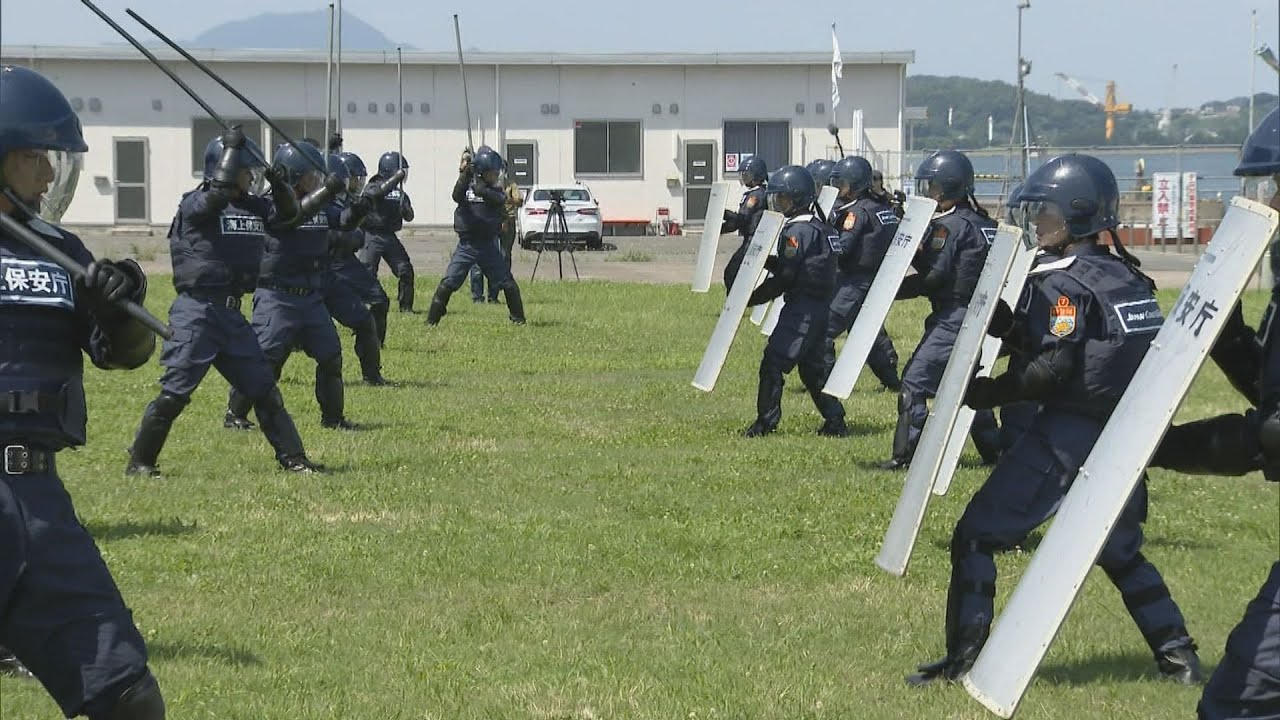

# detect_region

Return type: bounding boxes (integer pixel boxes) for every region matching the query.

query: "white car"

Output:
[517,183,603,250]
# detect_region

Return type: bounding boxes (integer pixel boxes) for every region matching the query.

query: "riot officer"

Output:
[359,151,415,312]
[125,131,323,476]
[743,165,847,437]
[805,158,836,192]
[319,153,390,385]
[822,155,901,393]
[907,153,1200,688]
[470,171,523,303]
[882,150,1002,469]
[222,142,354,430]
[722,155,768,290]
[1145,108,1280,720]
[426,146,527,326]
[333,151,392,347]
[0,64,165,718]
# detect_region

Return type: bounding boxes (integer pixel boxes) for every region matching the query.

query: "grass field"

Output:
[0,278,1276,720]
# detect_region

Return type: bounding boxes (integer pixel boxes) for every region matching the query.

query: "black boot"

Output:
[397,268,415,312]
[906,625,987,687]
[253,387,311,467]
[1156,645,1203,685]
[315,354,353,429]
[125,392,188,477]
[223,410,255,431]
[426,284,451,326]
[353,317,389,385]
[281,454,326,473]
[225,382,257,430]
[881,390,914,469]
[817,418,850,437]
[743,419,775,437]
[0,647,33,680]
[370,302,389,348]
[504,283,527,325]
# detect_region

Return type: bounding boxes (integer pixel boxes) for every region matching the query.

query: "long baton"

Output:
[397,47,404,172]
[827,123,846,157]
[0,206,171,339]
[78,0,268,166]
[335,0,344,135]
[125,8,329,175]
[452,14,475,152]
[324,3,334,172]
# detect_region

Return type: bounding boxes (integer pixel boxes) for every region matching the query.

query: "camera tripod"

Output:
[530,194,580,281]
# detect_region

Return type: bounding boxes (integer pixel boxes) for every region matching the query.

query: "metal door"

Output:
[505,141,536,189]
[684,141,715,223]
[114,138,148,224]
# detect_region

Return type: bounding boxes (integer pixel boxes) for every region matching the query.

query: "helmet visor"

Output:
[916,178,945,200]
[35,149,83,223]
[1021,200,1070,245]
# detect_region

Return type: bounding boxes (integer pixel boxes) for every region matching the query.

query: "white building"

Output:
[1,45,912,230]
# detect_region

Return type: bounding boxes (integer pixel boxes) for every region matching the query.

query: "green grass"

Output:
[606,250,657,263]
[0,279,1275,719]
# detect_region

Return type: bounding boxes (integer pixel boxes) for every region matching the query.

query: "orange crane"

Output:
[1053,73,1133,142]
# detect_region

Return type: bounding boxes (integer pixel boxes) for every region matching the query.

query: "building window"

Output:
[191,118,262,175]
[574,120,641,175]
[723,121,789,175]
[269,119,330,160]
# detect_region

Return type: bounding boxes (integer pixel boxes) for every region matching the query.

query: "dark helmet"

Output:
[378,151,408,176]
[0,65,89,221]
[805,159,836,188]
[739,155,768,185]
[830,155,874,194]
[1236,108,1280,176]
[914,150,975,202]
[765,165,817,210]
[337,151,367,179]
[326,154,350,183]
[1017,153,1119,238]
[272,141,325,187]
[202,133,265,181]
[1004,182,1024,224]
[474,145,505,173]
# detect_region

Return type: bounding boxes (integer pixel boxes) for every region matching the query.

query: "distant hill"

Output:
[191,10,409,51]
[906,75,1278,148]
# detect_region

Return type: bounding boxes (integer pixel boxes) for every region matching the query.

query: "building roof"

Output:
[2,45,913,67]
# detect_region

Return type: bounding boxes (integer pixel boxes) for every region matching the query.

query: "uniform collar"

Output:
[931,206,957,220]
[785,213,816,225]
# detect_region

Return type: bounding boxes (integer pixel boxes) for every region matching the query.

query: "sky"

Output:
[3,0,1278,111]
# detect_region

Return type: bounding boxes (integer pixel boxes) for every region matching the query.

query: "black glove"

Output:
[723,208,736,222]
[988,299,1015,338]
[349,195,373,216]
[328,132,343,153]
[763,255,780,273]
[459,149,474,174]
[80,258,146,314]
[221,127,246,149]
[963,372,1019,410]
[896,273,924,300]
[264,164,287,190]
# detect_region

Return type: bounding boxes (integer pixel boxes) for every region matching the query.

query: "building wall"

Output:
[10,54,905,228]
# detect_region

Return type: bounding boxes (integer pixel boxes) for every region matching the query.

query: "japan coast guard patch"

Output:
[783,235,800,258]
[1049,295,1077,337]
[843,213,856,231]
[930,225,948,250]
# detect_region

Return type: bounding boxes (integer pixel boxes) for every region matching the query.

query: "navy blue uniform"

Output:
[946,244,1194,667]
[1,218,157,718]
[128,189,310,470]
[359,181,415,312]
[748,213,846,431]
[1199,561,1280,719]
[227,206,349,427]
[322,202,388,382]
[822,196,901,391]
[722,185,767,290]
[892,206,1001,464]
[997,250,1052,450]
[425,172,526,325]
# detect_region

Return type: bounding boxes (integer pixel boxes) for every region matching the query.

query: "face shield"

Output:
[916,177,943,200]
[238,167,267,196]
[1021,199,1071,249]
[5,148,84,223]
[297,169,324,195]
[348,175,367,195]
[767,193,790,213]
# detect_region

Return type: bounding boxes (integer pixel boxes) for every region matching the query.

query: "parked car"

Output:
[517,183,603,250]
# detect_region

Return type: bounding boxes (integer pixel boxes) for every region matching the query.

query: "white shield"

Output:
[963,197,1280,718]
[761,187,841,336]
[692,210,785,392]
[823,196,938,399]
[932,240,1039,497]
[691,182,732,292]
[874,223,1025,577]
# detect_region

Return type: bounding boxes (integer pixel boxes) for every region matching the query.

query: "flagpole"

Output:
[830,23,843,156]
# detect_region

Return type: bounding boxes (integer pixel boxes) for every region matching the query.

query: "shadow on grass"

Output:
[928,531,1043,554]
[149,639,262,667]
[85,518,198,542]
[1040,651,1165,685]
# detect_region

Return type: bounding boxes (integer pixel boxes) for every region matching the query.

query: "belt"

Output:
[3,444,51,475]
[261,284,316,296]
[187,291,243,309]
[2,390,62,415]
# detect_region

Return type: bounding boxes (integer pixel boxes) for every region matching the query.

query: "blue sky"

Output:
[4,0,1278,110]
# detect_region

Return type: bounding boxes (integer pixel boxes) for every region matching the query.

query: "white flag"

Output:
[831,24,843,111]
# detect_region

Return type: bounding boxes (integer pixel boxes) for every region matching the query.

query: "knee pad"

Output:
[897,390,913,414]
[317,353,343,377]
[105,670,164,720]
[151,392,190,421]
[395,262,415,277]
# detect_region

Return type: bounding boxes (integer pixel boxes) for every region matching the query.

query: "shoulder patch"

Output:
[1049,295,1077,337]
[981,226,998,245]
[783,235,799,258]
[843,214,856,231]
[876,209,900,226]
[746,195,759,209]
